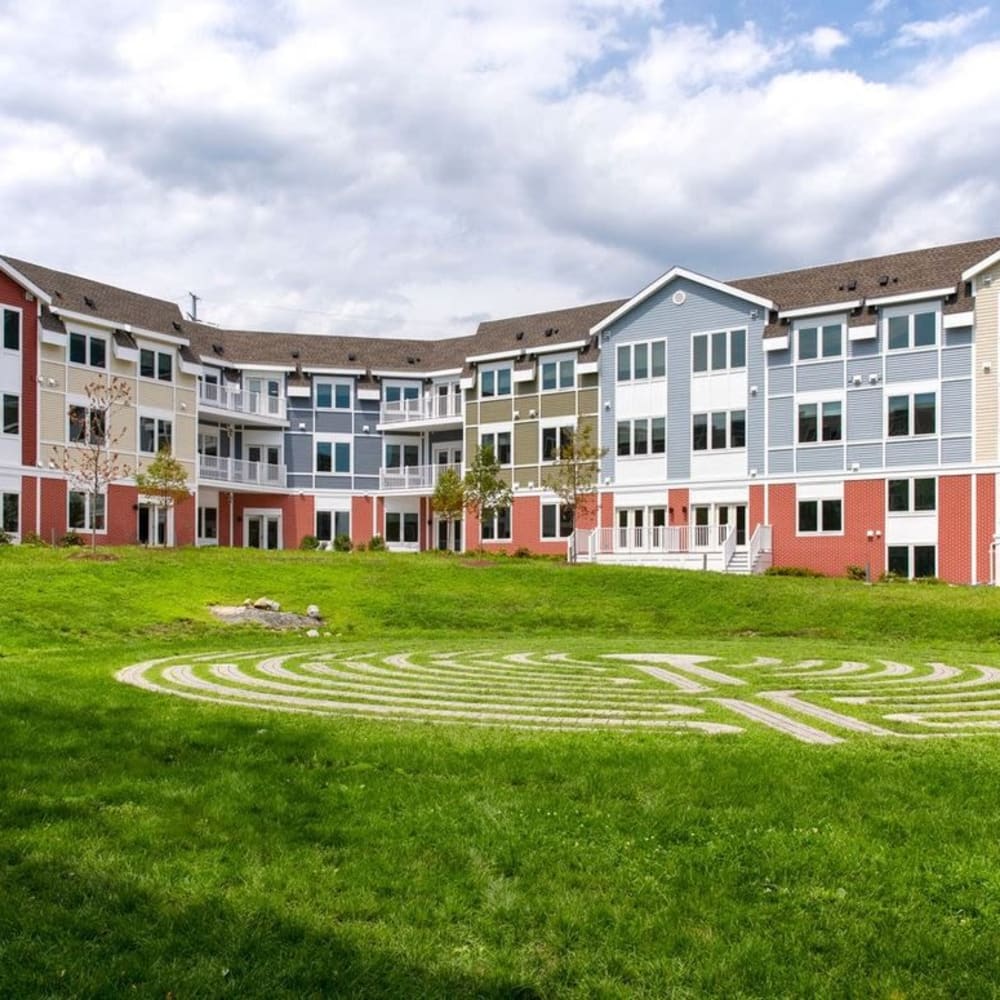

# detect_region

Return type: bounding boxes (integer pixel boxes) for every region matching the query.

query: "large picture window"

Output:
[798,322,842,361]
[798,401,842,443]
[480,431,511,465]
[888,544,936,578]
[692,329,745,374]
[887,310,937,351]
[888,478,936,513]
[480,366,512,398]
[692,411,745,451]
[68,331,107,369]
[888,393,936,437]
[797,498,842,534]
[481,506,511,541]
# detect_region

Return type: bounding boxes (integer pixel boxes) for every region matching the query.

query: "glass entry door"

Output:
[692,504,746,547]
[246,513,281,550]
[137,504,169,546]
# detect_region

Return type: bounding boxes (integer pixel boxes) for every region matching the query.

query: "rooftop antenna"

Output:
[187,292,201,322]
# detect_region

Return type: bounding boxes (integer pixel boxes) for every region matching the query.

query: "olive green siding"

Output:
[514,422,539,465]
[479,399,513,423]
[540,392,577,418]
[577,388,598,414]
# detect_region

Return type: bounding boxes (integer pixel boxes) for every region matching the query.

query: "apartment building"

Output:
[1,235,999,584]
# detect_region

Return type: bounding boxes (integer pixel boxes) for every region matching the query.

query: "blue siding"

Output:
[315,411,353,434]
[769,449,794,475]
[941,347,972,379]
[768,396,794,448]
[886,350,937,383]
[287,474,311,490]
[940,380,972,435]
[942,437,971,464]
[797,446,844,473]
[847,389,882,441]
[768,366,793,395]
[748,324,765,475]
[847,443,883,469]
[767,347,791,367]
[354,436,381,476]
[796,361,843,392]
[886,439,938,466]
[849,337,880,358]
[847,357,882,383]
[317,475,352,490]
[945,327,973,347]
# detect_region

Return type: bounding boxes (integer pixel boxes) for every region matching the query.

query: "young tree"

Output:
[135,448,191,545]
[462,445,512,542]
[57,376,132,551]
[430,465,465,549]
[542,421,607,560]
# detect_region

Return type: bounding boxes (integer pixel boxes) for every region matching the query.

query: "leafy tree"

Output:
[462,445,512,532]
[431,466,465,547]
[135,448,191,546]
[542,421,606,559]
[57,376,132,552]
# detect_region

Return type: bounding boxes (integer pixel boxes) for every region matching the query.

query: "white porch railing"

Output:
[583,523,733,554]
[721,523,737,571]
[379,463,461,491]
[199,382,287,421]
[199,455,286,486]
[748,523,773,571]
[379,394,462,425]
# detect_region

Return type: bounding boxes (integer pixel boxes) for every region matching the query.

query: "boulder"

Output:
[307,604,321,619]
[253,597,281,612]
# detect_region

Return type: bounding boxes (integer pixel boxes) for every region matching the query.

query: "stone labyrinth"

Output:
[115,649,1000,744]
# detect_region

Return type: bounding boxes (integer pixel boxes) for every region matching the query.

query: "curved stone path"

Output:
[116,649,1000,743]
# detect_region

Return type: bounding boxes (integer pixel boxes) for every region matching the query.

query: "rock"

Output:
[253,597,280,611]
[307,604,321,619]
[243,598,253,607]
[306,628,320,638]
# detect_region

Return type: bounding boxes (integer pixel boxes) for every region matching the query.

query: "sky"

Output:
[1,0,998,340]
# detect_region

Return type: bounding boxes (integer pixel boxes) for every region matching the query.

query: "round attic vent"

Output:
[672,290,686,306]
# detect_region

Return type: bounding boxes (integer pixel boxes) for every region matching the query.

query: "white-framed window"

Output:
[541,422,574,462]
[887,392,936,437]
[480,429,511,465]
[316,380,352,409]
[385,511,419,543]
[887,478,936,513]
[139,347,173,382]
[385,441,420,468]
[885,307,938,351]
[481,506,511,541]
[67,404,106,445]
[197,430,219,456]
[69,490,106,531]
[316,436,351,474]
[1,491,19,535]
[797,321,843,361]
[197,506,218,540]
[692,329,746,374]
[797,498,843,534]
[2,307,20,352]
[540,355,576,391]
[246,376,281,398]
[692,410,745,451]
[541,502,573,538]
[68,330,107,369]
[384,383,420,404]
[888,544,936,578]
[617,340,666,382]
[316,510,351,542]
[139,414,173,454]
[2,393,18,436]
[480,364,512,398]
[617,417,666,456]
[248,444,280,466]
[798,401,842,443]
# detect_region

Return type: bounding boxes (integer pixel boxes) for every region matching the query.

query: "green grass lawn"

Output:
[3,547,1000,998]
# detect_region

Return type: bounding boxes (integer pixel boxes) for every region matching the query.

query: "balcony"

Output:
[379,463,461,492]
[199,454,286,488]
[198,382,288,423]
[378,393,462,429]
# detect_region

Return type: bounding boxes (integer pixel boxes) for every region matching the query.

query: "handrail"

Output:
[198,382,287,420]
[721,523,736,571]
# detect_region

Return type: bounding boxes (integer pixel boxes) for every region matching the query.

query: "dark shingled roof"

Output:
[2,256,186,336]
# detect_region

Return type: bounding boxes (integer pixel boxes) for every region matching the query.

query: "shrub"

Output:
[0,530,11,545]
[299,534,320,551]
[879,570,902,583]
[58,531,85,547]
[513,547,533,559]
[914,575,946,585]
[845,564,867,581]
[333,534,352,552]
[367,535,386,552]
[20,532,46,546]
[765,565,823,578]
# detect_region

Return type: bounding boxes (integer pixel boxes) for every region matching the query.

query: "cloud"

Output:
[801,26,849,59]
[893,6,989,47]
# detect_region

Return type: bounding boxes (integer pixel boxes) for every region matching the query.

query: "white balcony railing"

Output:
[379,393,462,426]
[379,463,461,491]
[199,455,286,487]
[583,523,733,555]
[198,382,287,421]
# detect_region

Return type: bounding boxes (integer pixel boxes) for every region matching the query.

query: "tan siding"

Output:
[67,368,94,395]
[110,356,133,378]
[577,388,598,415]
[175,386,196,412]
[514,465,538,486]
[540,392,576,418]
[139,382,173,411]
[40,360,64,385]
[465,428,478,457]
[465,402,479,426]
[40,390,67,443]
[118,415,137,454]
[175,414,197,461]
[975,276,999,462]
[516,381,537,397]
[479,399,513,423]
[515,393,539,416]
[514,422,539,465]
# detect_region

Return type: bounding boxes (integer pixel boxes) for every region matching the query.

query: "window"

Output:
[385,443,420,468]
[798,323,842,361]
[316,510,350,542]
[692,329,746,374]
[2,394,18,436]
[139,416,173,453]
[386,511,419,543]
[888,393,936,437]
[617,418,665,457]
[2,308,19,351]
[888,544,936,579]
[480,366,512,398]
[198,507,218,540]
[68,405,105,445]
[692,410,746,451]
[385,385,419,404]
[542,424,573,461]
[541,357,575,391]
[68,331,106,369]
[797,498,842,534]
[481,506,511,541]
[480,431,511,465]
[1,492,18,534]
[69,490,105,531]
[140,348,173,382]
[542,503,574,539]
[317,381,352,409]
[617,341,666,382]
[888,478,936,513]
[316,440,350,474]
[798,401,842,443]
[887,310,937,351]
